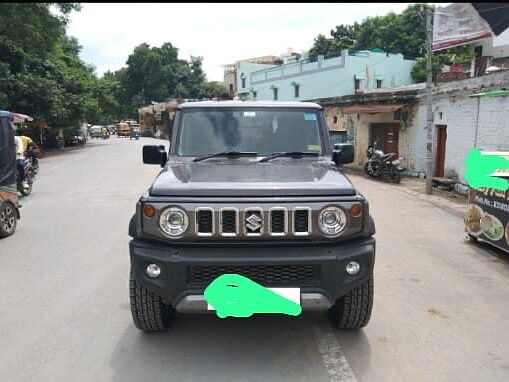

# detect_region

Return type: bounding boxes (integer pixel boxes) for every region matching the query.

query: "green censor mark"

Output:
[204,274,302,318]
[465,149,509,191]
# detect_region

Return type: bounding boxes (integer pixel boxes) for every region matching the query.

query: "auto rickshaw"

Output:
[0,110,32,237]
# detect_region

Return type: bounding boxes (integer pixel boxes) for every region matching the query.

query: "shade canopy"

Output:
[472,3,509,36]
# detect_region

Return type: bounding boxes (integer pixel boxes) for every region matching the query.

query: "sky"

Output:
[66,3,436,82]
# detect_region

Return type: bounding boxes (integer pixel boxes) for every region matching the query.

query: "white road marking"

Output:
[312,325,357,382]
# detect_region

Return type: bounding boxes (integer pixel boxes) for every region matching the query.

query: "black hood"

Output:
[149,158,356,197]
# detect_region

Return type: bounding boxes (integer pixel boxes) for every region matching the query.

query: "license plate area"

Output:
[207,287,301,310]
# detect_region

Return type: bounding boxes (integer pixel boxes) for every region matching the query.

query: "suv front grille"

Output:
[220,209,238,236]
[270,209,286,235]
[194,207,313,238]
[187,264,320,287]
[196,209,213,235]
[293,208,310,235]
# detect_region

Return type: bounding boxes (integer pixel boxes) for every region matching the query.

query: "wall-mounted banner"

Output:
[432,3,493,51]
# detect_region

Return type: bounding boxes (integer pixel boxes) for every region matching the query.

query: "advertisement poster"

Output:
[433,3,493,51]
[466,185,509,253]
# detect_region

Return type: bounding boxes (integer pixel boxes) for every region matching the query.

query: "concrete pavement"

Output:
[1,137,508,382]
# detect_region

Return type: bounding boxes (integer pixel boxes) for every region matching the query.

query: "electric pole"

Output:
[425,9,434,194]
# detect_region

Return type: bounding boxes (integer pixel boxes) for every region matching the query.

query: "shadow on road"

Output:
[109,313,371,382]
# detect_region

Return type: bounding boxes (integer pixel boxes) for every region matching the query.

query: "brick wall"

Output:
[413,93,509,183]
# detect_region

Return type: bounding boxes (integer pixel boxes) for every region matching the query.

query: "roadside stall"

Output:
[465,151,509,254]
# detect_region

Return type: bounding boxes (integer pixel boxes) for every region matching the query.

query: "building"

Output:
[234,49,416,102]
[138,98,215,139]
[223,55,285,98]
[313,69,509,185]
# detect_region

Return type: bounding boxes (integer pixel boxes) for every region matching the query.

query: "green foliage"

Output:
[118,44,230,118]
[0,3,225,127]
[308,3,474,82]
[411,46,474,82]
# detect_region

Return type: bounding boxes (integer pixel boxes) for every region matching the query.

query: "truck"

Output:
[128,101,376,331]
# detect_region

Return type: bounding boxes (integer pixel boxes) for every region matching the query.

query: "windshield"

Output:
[177,108,324,157]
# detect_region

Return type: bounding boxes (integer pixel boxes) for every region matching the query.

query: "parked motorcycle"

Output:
[364,139,405,183]
[17,158,35,196]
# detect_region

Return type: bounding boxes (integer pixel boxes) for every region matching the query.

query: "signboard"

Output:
[433,3,493,51]
[466,185,509,253]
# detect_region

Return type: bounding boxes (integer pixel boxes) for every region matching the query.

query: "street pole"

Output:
[425,9,434,194]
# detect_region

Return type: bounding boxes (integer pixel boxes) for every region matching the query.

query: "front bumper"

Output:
[129,238,375,312]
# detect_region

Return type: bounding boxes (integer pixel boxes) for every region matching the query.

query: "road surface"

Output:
[1,137,508,382]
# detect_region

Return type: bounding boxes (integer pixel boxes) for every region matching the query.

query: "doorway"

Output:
[369,123,400,154]
[435,125,447,177]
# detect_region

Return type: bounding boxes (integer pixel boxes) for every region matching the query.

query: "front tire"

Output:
[329,277,374,329]
[0,203,17,238]
[129,271,174,332]
[391,167,401,183]
[19,181,32,196]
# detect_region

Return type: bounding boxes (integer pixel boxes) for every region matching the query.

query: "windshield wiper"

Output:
[193,151,258,162]
[259,151,320,163]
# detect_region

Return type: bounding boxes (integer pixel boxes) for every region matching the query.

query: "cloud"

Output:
[67,3,423,81]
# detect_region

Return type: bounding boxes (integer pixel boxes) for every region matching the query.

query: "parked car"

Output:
[128,101,375,332]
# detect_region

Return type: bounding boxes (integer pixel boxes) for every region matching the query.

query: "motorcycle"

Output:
[364,139,405,183]
[17,157,35,196]
[26,147,40,175]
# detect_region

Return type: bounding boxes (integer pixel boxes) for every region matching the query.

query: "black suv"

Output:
[129,101,375,331]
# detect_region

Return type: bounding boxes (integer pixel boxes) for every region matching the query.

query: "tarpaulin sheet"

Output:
[0,115,16,187]
[472,3,509,36]
[342,104,404,114]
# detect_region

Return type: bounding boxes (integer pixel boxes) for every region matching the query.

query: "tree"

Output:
[307,3,474,82]
[195,81,230,99]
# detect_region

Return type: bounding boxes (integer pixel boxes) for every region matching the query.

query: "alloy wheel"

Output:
[1,205,16,234]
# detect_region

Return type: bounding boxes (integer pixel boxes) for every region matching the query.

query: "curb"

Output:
[343,167,466,219]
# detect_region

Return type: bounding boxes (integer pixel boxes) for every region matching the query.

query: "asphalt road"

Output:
[1,137,509,382]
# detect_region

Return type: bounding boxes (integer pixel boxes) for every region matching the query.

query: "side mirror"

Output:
[143,145,167,167]
[332,143,354,165]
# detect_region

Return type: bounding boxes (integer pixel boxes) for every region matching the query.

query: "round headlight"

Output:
[318,206,347,237]
[159,207,189,238]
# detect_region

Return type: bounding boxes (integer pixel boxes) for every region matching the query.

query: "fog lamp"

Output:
[146,263,161,278]
[346,261,360,275]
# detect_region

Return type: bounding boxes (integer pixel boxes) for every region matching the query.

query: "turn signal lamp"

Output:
[349,203,363,218]
[143,204,156,218]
